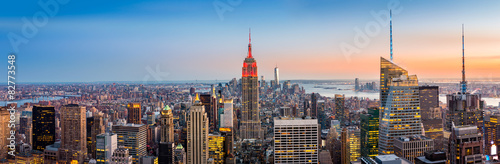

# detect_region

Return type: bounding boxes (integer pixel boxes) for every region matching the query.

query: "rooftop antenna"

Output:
[460,24,467,94]
[390,10,393,61]
[248,28,252,58]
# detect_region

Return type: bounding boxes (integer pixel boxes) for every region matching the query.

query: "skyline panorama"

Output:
[1,0,499,83]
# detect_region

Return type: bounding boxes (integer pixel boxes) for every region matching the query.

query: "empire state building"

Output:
[241,31,261,140]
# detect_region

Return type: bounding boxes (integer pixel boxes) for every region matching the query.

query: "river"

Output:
[300,83,500,107]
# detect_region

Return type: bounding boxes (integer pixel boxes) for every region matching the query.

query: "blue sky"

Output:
[1,0,499,83]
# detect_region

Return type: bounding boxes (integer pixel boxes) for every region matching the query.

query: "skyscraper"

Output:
[274,117,319,163]
[448,125,483,164]
[199,93,218,132]
[274,65,279,90]
[208,134,226,163]
[112,123,147,163]
[443,26,484,157]
[311,93,318,118]
[334,94,346,126]
[159,105,174,164]
[127,103,141,124]
[360,107,379,157]
[59,104,87,163]
[187,95,209,164]
[394,135,434,163]
[96,133,117,164]
[241,30,261,140]
[419,86,444,150]
[379,57,422,155]
[32,105,56,151]
[87,111,105,159]
[341,126,361,163]
[0,107,10,159]
[160,105,174,143]
[355,78,360,91]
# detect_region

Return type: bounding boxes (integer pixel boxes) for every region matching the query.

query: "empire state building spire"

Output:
[248,28,252,58]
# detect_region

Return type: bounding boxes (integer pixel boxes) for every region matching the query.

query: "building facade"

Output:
[187,99,209,164]
[32,105,56,151]
[274,118,319,164]
[127,103,142,124]
[96,133,117,164]
[59,104,87,163]
[394,135,434,163]
[379,57,422,155]
[448,125,483,164]
[112,123,147,163]
[360,107,379,157]
[240,32,261,140]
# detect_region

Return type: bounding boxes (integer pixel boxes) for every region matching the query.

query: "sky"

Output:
[0,0,499,83]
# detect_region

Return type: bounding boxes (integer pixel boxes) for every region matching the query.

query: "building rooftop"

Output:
[397,135,432,142]
[274,117,318,125]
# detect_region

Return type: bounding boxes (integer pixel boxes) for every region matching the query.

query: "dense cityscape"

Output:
[2,1,500,164]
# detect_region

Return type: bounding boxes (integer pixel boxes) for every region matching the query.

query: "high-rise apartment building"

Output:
[187,97,209,164]
[59,104,87,163]
[32,105,56,151]
[127,103,142,124]
[379,57,422,155]
[274,117,319,164]
[241,31,260,140]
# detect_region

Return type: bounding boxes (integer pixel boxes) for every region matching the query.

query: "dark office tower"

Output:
[88,112,105,159]
[335,94,346,126]
[379,57,422,155]
[59,104,87,163]
[32,105,56,151]
[419,86,439,119]
[241,30,260,140]
[355,78,360,91]
[86,115,94,159]
[199,94,218,133]
[360,107,379,157]
[448,125,484,164]
[127,103,141,124]
[311,93,318,118]
[159,142,174,164]
[419,86,443,150]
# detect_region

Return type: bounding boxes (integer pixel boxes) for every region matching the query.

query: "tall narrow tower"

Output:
[460,24,467,94]
[390,10,393,61]
[274,65,279,90]
[241,30,261,140]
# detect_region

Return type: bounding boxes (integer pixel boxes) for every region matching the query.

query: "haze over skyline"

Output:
[1,0,499,83]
